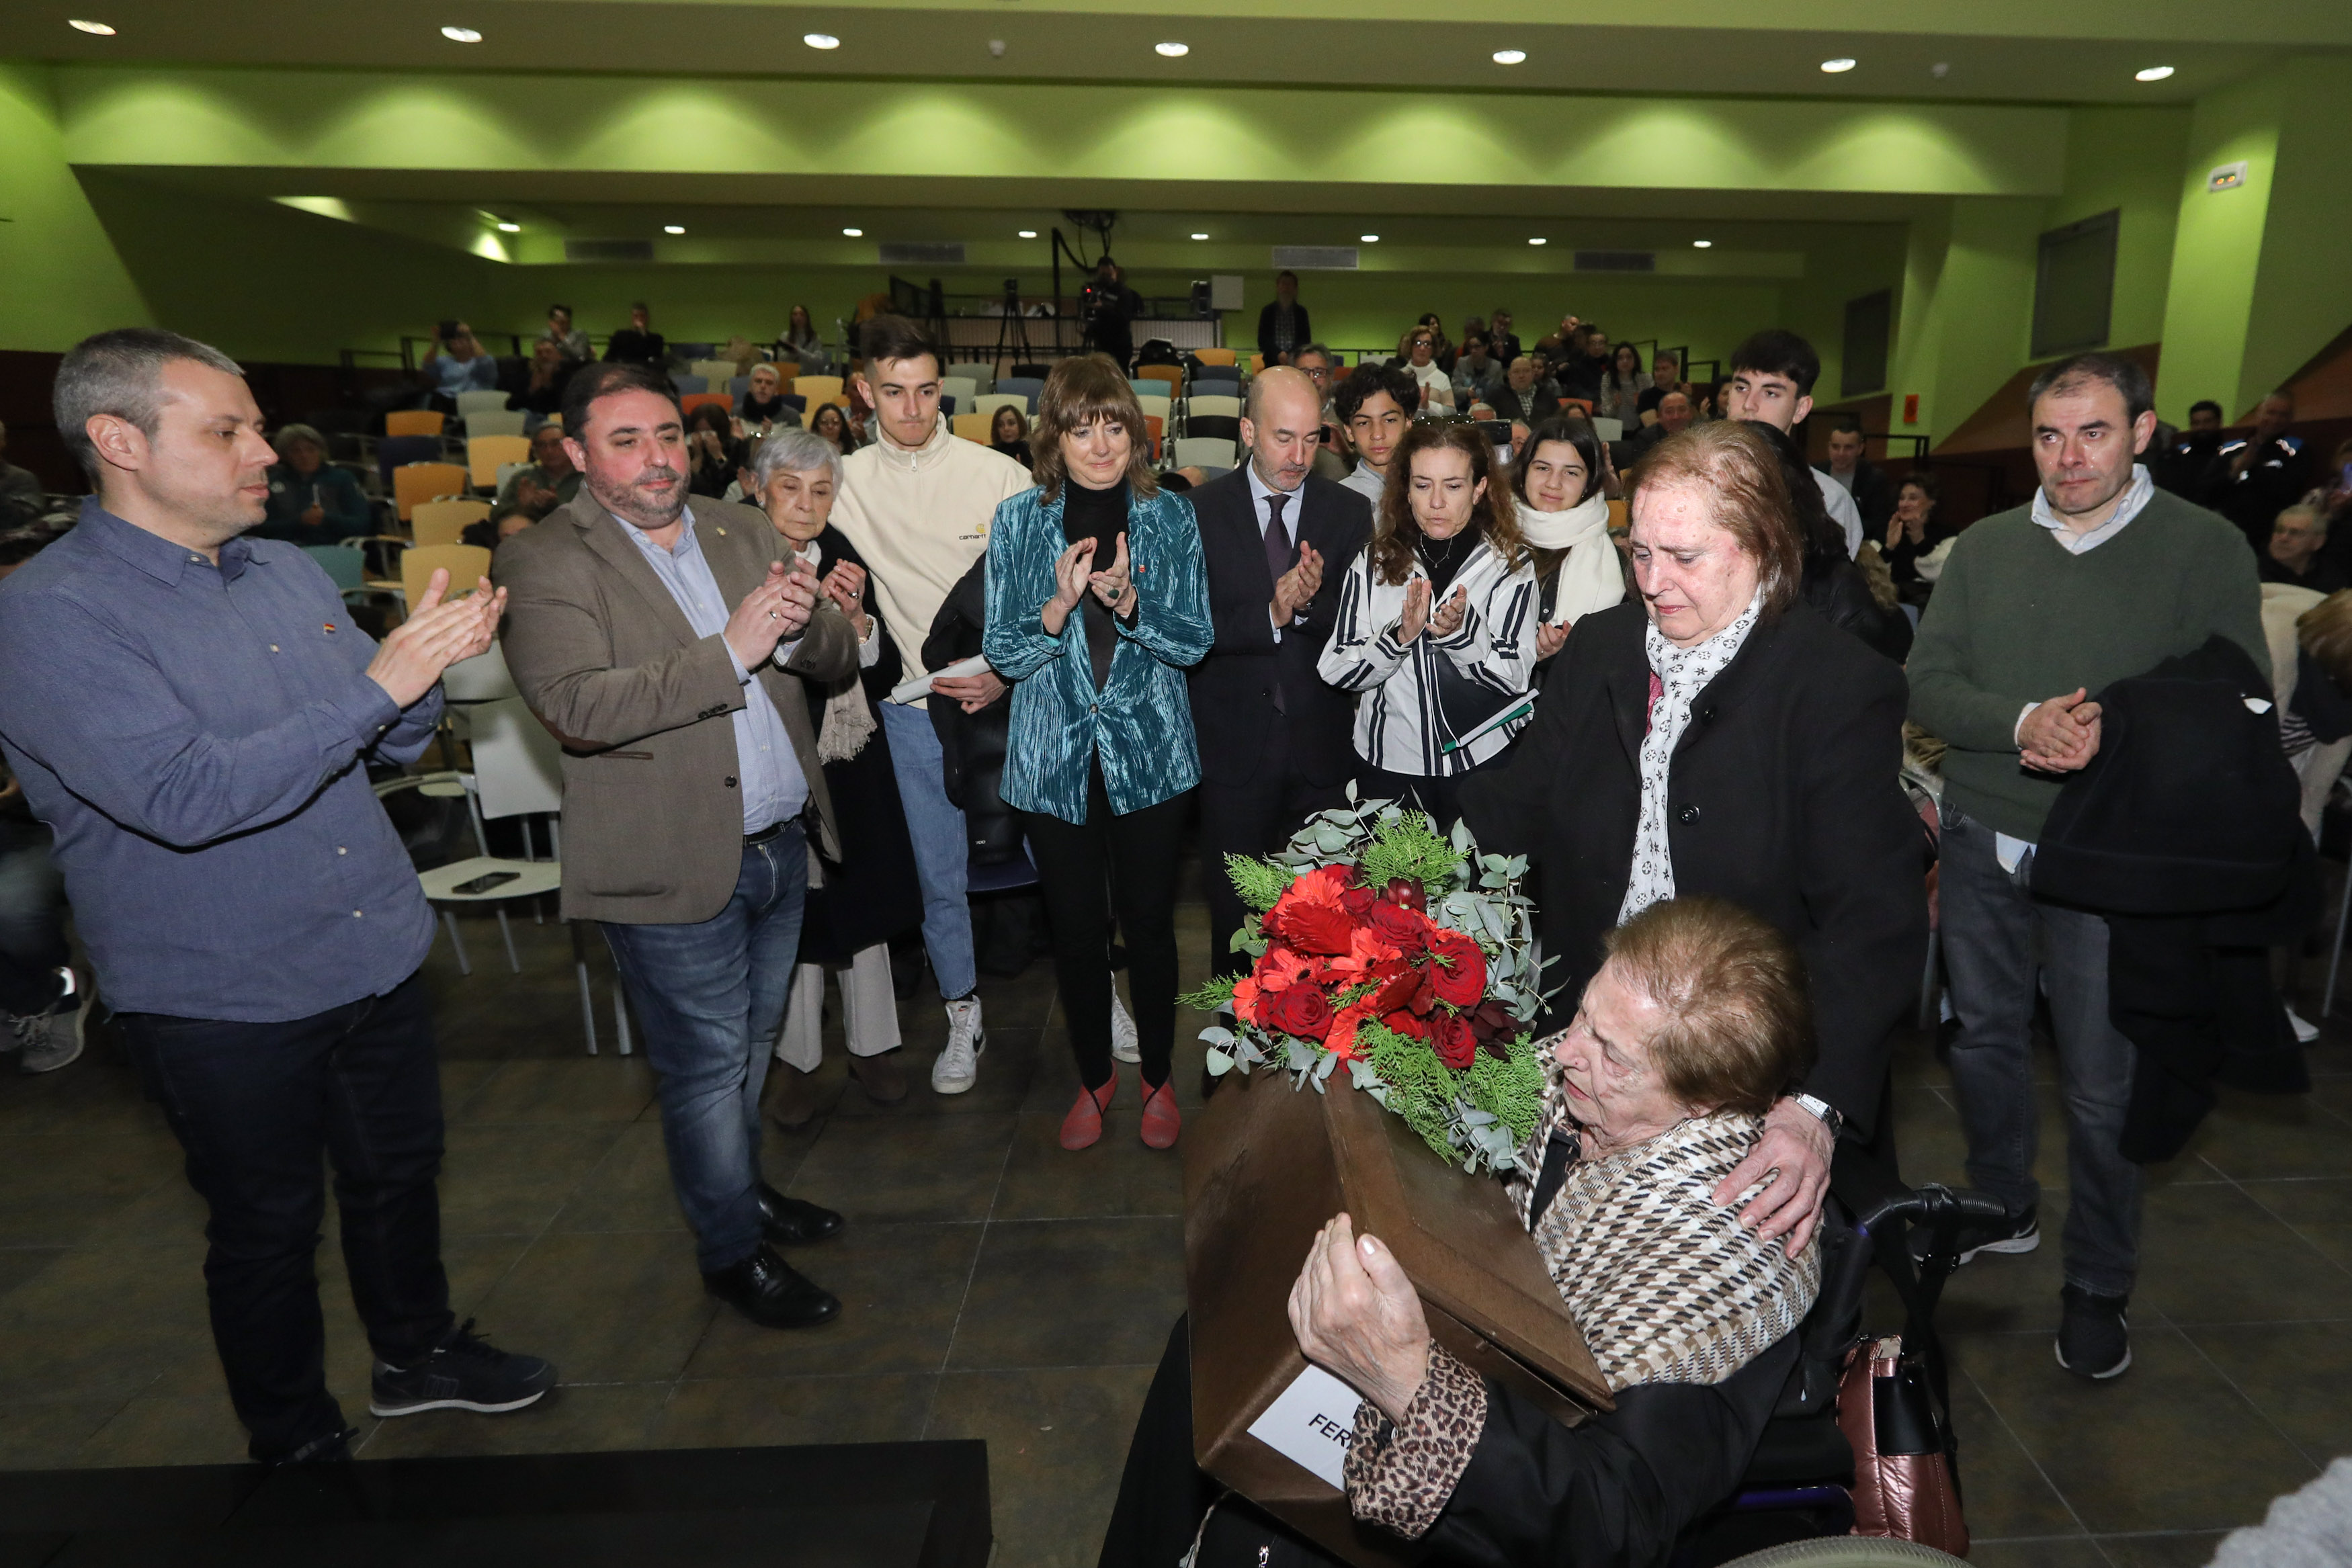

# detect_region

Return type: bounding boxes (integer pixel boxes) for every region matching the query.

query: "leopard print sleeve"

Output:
[1341,1342,1490,1539]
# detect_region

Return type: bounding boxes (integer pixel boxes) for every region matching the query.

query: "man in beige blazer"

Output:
[497,361,857,1330]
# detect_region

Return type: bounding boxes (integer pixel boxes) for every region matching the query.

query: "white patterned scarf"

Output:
[1616,591,1761,924]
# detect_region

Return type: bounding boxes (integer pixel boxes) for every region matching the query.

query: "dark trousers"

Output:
[0,820,69,1016]
[1197,726,1351,973]
[601,823,808,1274]
[119,970,454,1461]
[1363,752,1507,838]
[1023,767,1189,1091]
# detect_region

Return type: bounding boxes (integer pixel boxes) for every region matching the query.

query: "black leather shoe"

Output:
[702,1245,841,1329]
[757,1181,844,1245]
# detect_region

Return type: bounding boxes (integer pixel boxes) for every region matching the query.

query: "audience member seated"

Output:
[737,362,804,431]
[1490,357,1557,426]
[685,401,745,498]
[1417,312,1455,372]
[420,318,497,406]
[1333,362,1419,507]
[808,402,856,455]
[458,502,538,552]
[2263,500,2346,593]
[1557,323,1611,404]
[777,304,826,374]
[1099,896,1826,1568]
[1396,328,1456,411]
[0,421,47,531]
[1593,341,1648,427]
[2276,587,2352,838]
[257,424,372,543]
[603,301,667,365]
[1255,269,1310,366]
[1514,417,1628,685]
[1450,334,1502,406]
[508,338,573,418]
[540,304,591,364]
[1464,420,1923,1203]
[1816,416,1894,533]
[1318,421,1538,831]
[1638,351,1685,421]
[494,423,583,517]
[989,404,1032,469]
[2203,390,2308,557]
[2150,398,2224,496]
[1884,470,1951,605]
[1627,389,1696,458]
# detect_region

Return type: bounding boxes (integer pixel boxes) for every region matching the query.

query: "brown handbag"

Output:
[1836,1334,1971,1557]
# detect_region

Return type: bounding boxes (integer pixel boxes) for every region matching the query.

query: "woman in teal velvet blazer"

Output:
[980,355,1210,1153]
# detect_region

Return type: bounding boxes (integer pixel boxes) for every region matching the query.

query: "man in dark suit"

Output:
[1490,357,1557,425]
[1184,367,1374,968]
[1255,270,1310,367]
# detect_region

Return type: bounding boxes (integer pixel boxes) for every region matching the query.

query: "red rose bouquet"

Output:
[1182,795,1554,1176]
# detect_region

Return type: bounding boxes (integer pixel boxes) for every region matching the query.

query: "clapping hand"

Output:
[1396,578,1432,642]
[1429,584,1469,639]
[721,560,816,670]
[1087,531,1136,617]
[819,558,870,641]
[366,568,508,709]
[1042,537,1096,636]
[1271,541,1324,627]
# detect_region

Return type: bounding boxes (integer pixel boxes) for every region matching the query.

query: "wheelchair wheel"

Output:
[1721,1539,1968,1568]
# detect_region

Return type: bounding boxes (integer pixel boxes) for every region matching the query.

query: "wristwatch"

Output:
[1791,1092,1845,1141]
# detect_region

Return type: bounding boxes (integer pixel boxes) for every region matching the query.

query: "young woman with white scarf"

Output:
[1513,416,1629,685]
[1317,421,1538,832]
[1462,421,1926,1258]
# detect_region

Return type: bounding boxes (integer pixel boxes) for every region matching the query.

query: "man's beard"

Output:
[592,466,688,531]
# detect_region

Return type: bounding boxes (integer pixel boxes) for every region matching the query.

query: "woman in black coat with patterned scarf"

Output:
[745,428,923,1121]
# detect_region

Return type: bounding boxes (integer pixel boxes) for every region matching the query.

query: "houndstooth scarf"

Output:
[1616,593,1760,925]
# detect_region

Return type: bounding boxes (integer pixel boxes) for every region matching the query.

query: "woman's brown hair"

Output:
[1368,421,1523,586]
[1030,353,1159,503]
[1601,895,1814,1119]
[1625,422,1804,615]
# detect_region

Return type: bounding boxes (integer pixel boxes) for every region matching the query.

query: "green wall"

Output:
[2234,57,2352,415]
[0,64,149,351]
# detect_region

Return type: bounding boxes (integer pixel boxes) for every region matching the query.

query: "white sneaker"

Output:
[2287,1006,2321,1044]
[1111,984,1140,1064]
[932,996,986,1094]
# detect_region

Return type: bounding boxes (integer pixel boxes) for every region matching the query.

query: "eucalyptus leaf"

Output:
[1199,1025,1234,1048]
[1204,1047,1234,1076]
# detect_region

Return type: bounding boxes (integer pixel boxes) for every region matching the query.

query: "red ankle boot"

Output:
[1059,1074,1118,1151]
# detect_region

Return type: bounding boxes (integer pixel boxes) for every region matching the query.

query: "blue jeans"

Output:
[0,821,69,1017]
[881,703,976,1000]
[601,823,807,1272]
[1939,805,2143,1298]
[119,971,454,1461]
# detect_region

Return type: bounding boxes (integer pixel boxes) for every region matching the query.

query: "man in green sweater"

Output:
[1908,352,2263,1382]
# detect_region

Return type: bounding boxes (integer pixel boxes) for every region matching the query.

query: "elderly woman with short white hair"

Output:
[1464,420,1924,1247]
[743,427,926,1124]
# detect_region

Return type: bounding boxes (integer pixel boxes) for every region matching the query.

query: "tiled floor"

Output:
[3,871,2350,1567]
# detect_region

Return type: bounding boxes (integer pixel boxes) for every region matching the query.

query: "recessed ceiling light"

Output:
[1527,237,1548,247]
[1492,49,1526,65]
[439,25,481,42]
[1018,229,1037,238]
[1359,234,1380,243]
[2135,64,2175,82]
[803,32,839,50]
[1692,239,1712,249]
[68,18,116,34]
[1190,232,1209,241]
[842,227,863,237]
[1820,57,1856,73]
[496,221,521,233]
[663,224,685,235]
[1154,41,1189,57]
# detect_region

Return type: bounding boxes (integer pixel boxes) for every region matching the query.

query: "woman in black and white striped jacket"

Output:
[1316,421,1540,830]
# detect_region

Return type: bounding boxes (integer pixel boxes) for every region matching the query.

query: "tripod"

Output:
[992,278,1030,375]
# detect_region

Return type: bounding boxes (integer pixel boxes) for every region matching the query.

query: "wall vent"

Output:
[880,241,967,265]
[1271,245,1359,271]
[563,238,656,263]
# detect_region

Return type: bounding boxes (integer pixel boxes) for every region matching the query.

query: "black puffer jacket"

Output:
[921,555,1023,865]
